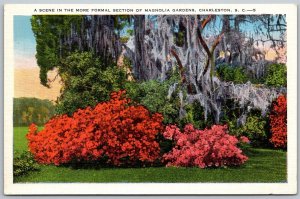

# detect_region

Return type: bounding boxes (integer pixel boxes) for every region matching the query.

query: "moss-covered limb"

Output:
[31,15,121,87]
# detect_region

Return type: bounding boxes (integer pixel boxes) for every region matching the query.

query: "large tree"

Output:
[32,14,286,122]
[31,15,122,87]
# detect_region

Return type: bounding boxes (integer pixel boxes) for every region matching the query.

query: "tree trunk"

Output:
[134,16,146,80]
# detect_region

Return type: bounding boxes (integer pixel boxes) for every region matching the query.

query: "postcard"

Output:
[4,4,297,195]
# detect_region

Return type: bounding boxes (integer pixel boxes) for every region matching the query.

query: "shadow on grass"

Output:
[61,156,166,170]
[60,159,250,171]
[243,146,285,156]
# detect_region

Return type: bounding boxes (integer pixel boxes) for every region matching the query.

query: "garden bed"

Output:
[14,127,287,183]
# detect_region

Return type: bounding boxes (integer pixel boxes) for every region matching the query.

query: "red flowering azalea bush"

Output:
[163,124,248,168]
[27,90,164,166]
[269,95,287,148]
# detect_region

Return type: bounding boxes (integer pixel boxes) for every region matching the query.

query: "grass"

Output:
[14,127,287,183]
[14,126,30,153]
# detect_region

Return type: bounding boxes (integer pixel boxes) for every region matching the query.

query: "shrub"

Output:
[216,64,248,84]
[125,69,181,125]
[180,101,214,130]
[224,107,269,147]
[162,124,248,168]
[126,69,212,129]
[269,95,287,148]
[265,63,287,87]
[56,51,128,115]
[13,152,40,178]
[27,90,164,166]
[239,115,268,147]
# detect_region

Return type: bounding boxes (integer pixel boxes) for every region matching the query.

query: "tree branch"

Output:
[170,49,186,84]
[200,31,224,76]
[47,72,59,83]
[170,49,194,93]
[211,31,225,53]
[197,27,211,57]
[197,16,224,77]
[203,58,210,76]
[201,15,212,29]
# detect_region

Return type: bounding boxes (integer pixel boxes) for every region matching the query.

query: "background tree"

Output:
[13,98,55,126]
[31,15,121,87]
[31,16,83,86]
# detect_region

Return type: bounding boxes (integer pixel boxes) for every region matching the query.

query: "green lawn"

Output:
[14,127,287,183]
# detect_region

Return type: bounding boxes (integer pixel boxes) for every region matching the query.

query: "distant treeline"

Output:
[14,98,56,127]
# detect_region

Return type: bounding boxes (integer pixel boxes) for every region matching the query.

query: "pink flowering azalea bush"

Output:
[239,136,250,144]
[162,124,248,168]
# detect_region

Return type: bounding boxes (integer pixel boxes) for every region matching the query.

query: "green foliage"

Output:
[227,111,269,147]
[242,115,268,146]
[265,63,287,87]
[125,77,180,125]
[31,15,83,86]
[174,23,186,47]
[180,101,213,129]
[13,152,40,178]
[13,98,55,126]
[220,99,269,147]
[220,99,244,123]
[216,64,248,84]
[114,16,132,36]
[248,77,265,85]
[120,36,130,44]
[56,51,128,115]
[126,29,134,36]
[125,68,213,129]
[175,31,185,47]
